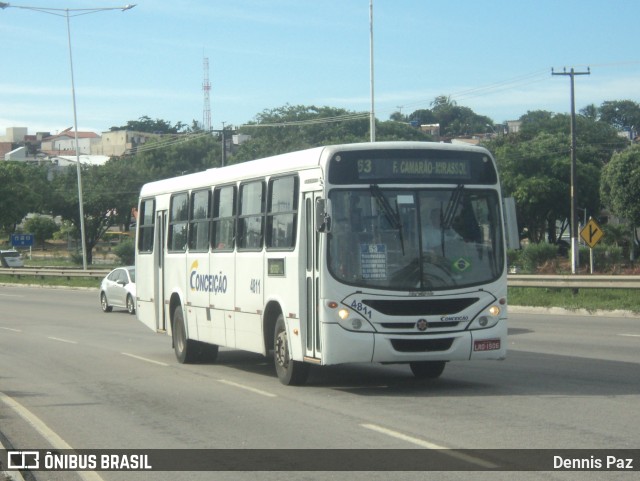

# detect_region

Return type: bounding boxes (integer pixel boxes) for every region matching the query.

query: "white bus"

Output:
[135,141,509,385]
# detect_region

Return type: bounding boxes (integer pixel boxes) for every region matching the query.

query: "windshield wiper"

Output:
[370,184,405,255]
[442,184,464,230]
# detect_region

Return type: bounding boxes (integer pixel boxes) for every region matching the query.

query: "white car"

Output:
[99,266,136,314]
[0,250,24,268]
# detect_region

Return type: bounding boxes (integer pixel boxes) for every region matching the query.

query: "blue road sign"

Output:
[11,233,34,247]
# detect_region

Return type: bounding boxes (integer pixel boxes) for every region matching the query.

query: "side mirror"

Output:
[315,198,331,233]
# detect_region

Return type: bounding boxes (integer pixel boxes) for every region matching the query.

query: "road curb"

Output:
[510,305,639,318]
[0,439,26,481]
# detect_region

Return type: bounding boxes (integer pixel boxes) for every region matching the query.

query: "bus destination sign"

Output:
[328,149,496,185]
[358,158,471,180]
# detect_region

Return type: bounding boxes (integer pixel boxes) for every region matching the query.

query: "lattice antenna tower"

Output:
[202,56,212,132]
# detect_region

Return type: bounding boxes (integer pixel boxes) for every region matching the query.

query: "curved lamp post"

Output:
[0,2,135,269]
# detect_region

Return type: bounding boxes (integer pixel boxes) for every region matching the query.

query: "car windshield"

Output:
[127,267,136,283]
[327,187,504,291]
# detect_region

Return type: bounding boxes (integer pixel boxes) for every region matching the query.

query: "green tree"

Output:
[48,159,146,265]
[402,96,494,138]
[232,104,432,162]
[490,132,571,242]
[23,215,58,250]
[487,110,623,243]
[0,162,49,233]
[598,100,640,133]
[132,133,220,178]
[109,116,188,134]
[600,145,640,258]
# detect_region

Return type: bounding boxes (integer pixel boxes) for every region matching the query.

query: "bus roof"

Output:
[138,141,494,197]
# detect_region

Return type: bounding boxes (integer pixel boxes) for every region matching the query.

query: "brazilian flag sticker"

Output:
[453,257,471,273]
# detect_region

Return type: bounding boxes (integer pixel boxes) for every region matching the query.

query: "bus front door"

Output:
[304,193,321,361]
[156,210,167,332]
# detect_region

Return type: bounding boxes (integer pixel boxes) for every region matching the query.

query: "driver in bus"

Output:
[422,208,443,252]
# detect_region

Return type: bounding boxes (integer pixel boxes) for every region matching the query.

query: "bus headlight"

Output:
[337,315,375,332]
[468,305,501,330]
[328,301,376,332]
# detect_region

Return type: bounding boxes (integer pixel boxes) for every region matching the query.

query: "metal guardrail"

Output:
[509,274,640,289]
[0,267,109,279]
[1,268,639,288]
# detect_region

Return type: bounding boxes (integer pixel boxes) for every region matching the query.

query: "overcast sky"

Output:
[1,0,638,135]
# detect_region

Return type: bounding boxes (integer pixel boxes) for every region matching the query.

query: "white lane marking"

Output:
[0,326,22,332]
[47,336,78,344]
[217,379,277,398]
[0,391,105,481]
[618,333,640,338]
[361,423,497,469]
[121,352,170,367]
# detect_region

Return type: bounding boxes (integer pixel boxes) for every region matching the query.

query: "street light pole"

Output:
[0,2,135,270]
[369,0,375,142]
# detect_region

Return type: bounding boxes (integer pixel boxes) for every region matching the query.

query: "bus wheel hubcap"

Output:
[275,331,288,368]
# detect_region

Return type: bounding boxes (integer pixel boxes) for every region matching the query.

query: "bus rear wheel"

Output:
[410,361,446,379]
[173,307,198,363]
[274,315,309,386]
[173,306,219,363]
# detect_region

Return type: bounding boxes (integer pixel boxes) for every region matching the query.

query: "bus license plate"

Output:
[474,339,501,351]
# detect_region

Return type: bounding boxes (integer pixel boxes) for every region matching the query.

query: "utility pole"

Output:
[552,66,590,274]
[220,121,226,167]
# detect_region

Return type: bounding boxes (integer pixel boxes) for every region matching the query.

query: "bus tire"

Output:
[198,342,219,363]
[410,361,446,379]
[173,307,197,364]
[274,314,309,386]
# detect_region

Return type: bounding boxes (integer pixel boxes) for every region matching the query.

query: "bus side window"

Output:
[238,180,265,250]
[212,185,236,251]
[168,192,188,252]
[138,198,155,253]
[266,175,298,249]
[188,189,211,252]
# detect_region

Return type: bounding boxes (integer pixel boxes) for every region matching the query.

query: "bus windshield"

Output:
[327,187,504,290]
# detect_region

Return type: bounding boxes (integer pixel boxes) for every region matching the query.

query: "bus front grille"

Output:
[390,338,454,352]
[380,321,460,330]
[363,298,479,316]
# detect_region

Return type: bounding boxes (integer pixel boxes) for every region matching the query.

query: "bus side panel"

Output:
[164,253,188,336]
[264,253,303,360]
[135,205,164,332]
[186,251,209,343]
[234,251,264,353]
[210,251,235,348]
[136,250,158,331]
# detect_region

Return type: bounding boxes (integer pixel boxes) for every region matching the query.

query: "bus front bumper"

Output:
[320,320,507,365]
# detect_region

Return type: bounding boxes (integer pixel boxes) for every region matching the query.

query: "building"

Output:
[40,128,101,156]
[93,130,162,156]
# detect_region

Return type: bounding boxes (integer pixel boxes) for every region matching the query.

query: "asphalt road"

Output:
[0,285,639,481]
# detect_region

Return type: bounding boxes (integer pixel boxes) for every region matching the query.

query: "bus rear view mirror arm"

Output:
[316,198,331,233]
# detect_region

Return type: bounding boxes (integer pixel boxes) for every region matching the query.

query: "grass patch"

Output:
[508,287,640,313]
[0,274,100,289]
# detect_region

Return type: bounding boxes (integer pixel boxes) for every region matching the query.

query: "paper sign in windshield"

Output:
[360,244,387,280]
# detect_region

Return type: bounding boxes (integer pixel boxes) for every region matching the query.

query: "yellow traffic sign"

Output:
[580,218,604,248]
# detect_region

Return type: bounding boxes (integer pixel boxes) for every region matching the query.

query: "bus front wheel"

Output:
[410,361,446,379]
[274,315,309,386]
